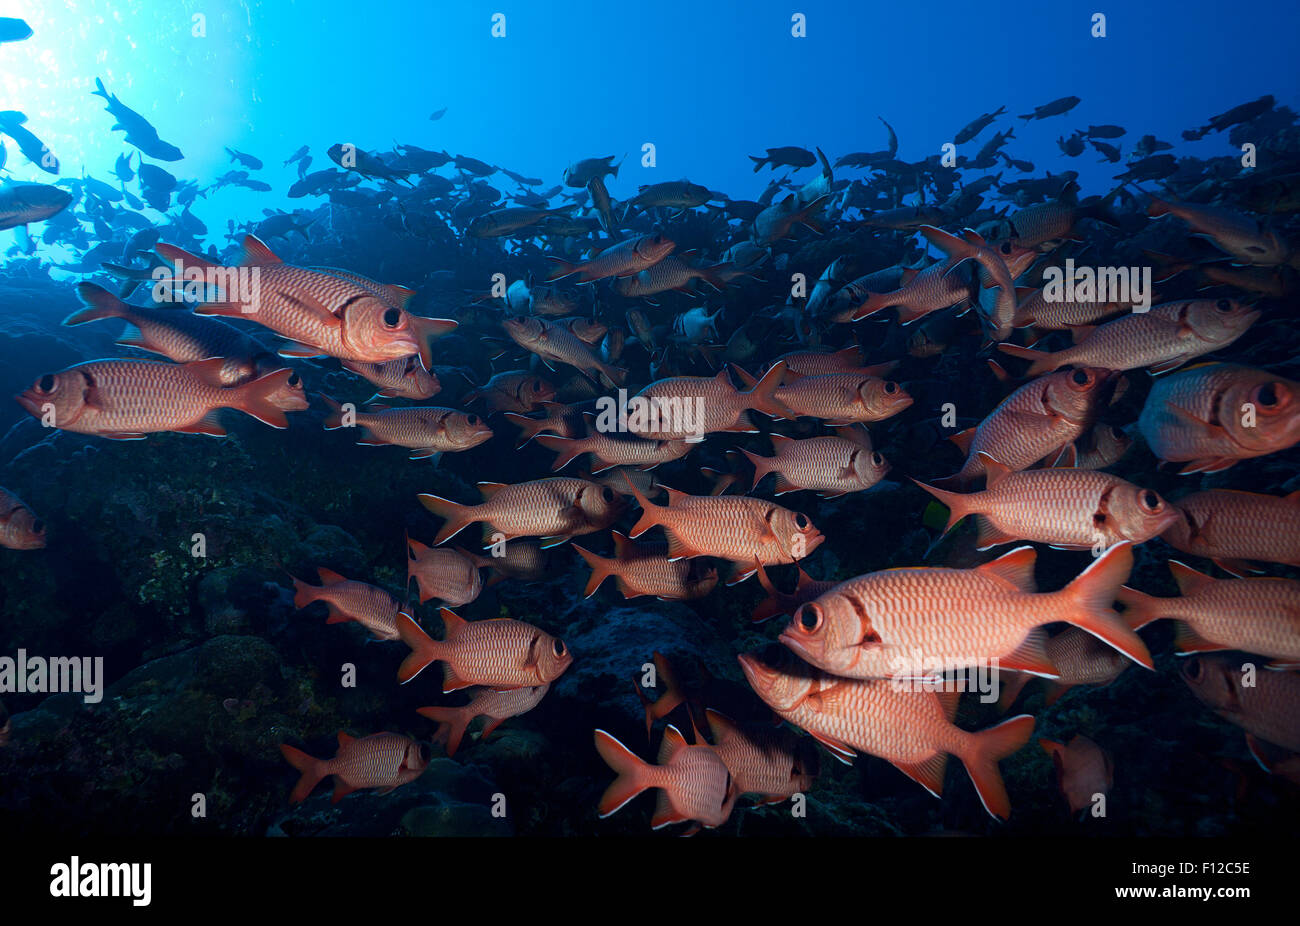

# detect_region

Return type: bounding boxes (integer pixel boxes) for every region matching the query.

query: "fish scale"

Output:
[1045,628,1129,685]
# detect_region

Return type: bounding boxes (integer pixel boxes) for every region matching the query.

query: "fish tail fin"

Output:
[396,612,444,684]
[1059,542,1154,669]
[572,543,616,598]
[850,291,893,321]
[996,342,1054,377]
[290,576,319,610]
[65,282,129,326]
[535,434,584,472]
[319,394,345,429]
[961,714,1035,821]
[624,471,663,539]
[278,744,326,804]
[232,368,294,429]
[416,705,469,757]
[740,449,773,491]
[544,256,578,281]
[593,729,654,817]
[743,359,793,419]
[410,315,458,370]
[909,477,975,534]
[155,242,224,275]
[1116,585,1161,631]
[417,493,476,544]
[504,412,550,448]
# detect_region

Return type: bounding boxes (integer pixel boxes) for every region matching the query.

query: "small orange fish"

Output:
[1137,363,1300,473]
[418,477,623,547]
[417,684,550,757]
[624,361,791,441]
[632,651,688,742]
[503,401,584,448]
[1120,562,1300,668]
[573,532,718,600]
[341,355,441,401]
[1162,489,1300,575]
[1040,734,1113,815]
[395,608,573,690]
[780,542,1152,680]
[704,709,817,804]
[738,651,1034,820]
[744,429,889,497]
[625,477,824,584]
[914,453,1178,551]
[279,732,429,803]
[734,365,912,424]
[1182,652,1300,755]
[0,486,45,550]
[503,316,627,388]
[537,415,690,473]
[594,725,738,831]
[462,370,556,414]
[322,397,492,459]
[997,626,1132,710]
[405,537,483,607]
[291,567,403,641]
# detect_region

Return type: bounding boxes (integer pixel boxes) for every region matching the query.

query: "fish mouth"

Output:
[14,391,41,417]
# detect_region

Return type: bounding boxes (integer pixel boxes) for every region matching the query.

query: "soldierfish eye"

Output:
[795,603,822,633]
[871,452,884,466]
[1139,490,1162,512]
[1257,383,1280,407]
[382,308,402,327]
[31,519,45,534]
[1215,299,1232,312]
[1184,657,1202,682]
[288,372,301,386]
[467,414,480,426]
[794,512,809,529]
[37,374,55,392]
[1071,369,1090,385]
[553,638,567,657]
[883,381,898,394]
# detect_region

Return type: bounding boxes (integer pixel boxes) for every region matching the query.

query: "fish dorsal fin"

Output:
[182,356,232,387]
[658,724,689,764]
[337,731,356,749]
[316,567,347,586]
[387,284,417,308]
[949,427,976,454]
[769,433,795,449]
[1169,560,1216,596]
[979,545,1037,592]
[440,607,468,635]
[611,530,634,559]
[477,481,507,501]
[240,234,283,265]
[975,451,1011,488]
[900,267,920,285]
[662,486,690,507]
[704,708,737,743]
[1287,489,1300,504]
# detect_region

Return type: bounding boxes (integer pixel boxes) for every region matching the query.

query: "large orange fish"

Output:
[15,358,296,438]
[780,542,1152,680]
[156,236,456,367]
[417,684,550,757]
[1161,489,1300,575]
[914,454,1178,550]
[279,732,429,803]
[625,477,824,584]
[536,416,690,473]
[395,608,573,690]
[0,487,44,550]
[1120,562,1300,668]
[937,367,1116,487]
[291,567,403,641]
[594,725,738,831]
[418,477,623,547]
[997,626,1133,710]
[737,651,1035,820]
[1137,363,1300,473]
[573,532,718,600]
[734,364,912,424]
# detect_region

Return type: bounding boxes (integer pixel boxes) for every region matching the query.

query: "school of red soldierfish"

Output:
[5,105,1300,834]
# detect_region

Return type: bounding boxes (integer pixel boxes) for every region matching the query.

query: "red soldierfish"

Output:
[291,567,404,641]
[594,725,738,831]
[0,486,45,550]
[395,608,573,690]
[737,651,1035,820]
[1161,489,1300,575]
[417,684,551,757]
[779,542,1152,680]
[279,732,429,803]
[1040,734,1113,815]
[16,358,296,438]
[418,477,624,547]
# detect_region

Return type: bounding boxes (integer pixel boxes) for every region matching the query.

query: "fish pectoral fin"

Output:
[1212,557,1261,577]
[1172,622,1227,655]
[1161,401,1229,439]
[277,340,327,358]
[892,753,949,799]
[174,412,228,437]
[282,289,343,327]
[808,730,857,763]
